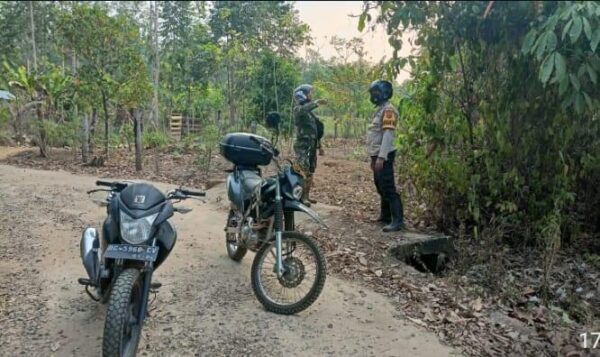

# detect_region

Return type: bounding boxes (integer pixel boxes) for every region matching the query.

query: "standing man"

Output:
[293,84,325,207]
[366,80,405,232]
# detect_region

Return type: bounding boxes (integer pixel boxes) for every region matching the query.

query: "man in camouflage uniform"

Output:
[293,84,326,207]
[366,80,405,232]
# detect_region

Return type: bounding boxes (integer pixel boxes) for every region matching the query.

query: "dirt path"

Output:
[0,163,459,357]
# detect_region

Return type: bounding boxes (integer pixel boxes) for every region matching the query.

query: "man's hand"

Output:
[315,99,327,106]
[374,157,385,172]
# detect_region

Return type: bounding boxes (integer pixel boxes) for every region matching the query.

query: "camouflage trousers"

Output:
[293,139,318,178]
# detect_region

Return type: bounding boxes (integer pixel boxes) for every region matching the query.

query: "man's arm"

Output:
[295,101,319,115]
[378,130,395,160]
[378,108,397,160]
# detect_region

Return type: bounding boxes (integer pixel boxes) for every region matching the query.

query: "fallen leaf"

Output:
[374,270,383,277]
[358,256,368,266]
[50,342,60,352]
[406,316,428,327]
[472,297,483,312]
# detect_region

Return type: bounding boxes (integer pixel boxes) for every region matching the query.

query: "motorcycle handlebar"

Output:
[96,180,128,191]
[179,187,206,197]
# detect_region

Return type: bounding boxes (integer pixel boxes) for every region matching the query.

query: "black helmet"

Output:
[294,84,313,105]
[368,80,393,105]
[266,112,281,130]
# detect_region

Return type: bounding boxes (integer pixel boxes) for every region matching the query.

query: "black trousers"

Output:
[372,150,401,203]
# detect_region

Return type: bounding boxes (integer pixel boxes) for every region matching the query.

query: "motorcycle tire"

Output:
[102,268,144,357]
[251,231,326,315]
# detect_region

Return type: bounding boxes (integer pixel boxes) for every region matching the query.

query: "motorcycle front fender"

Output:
[284,200,328,229]
[80,227,100,283]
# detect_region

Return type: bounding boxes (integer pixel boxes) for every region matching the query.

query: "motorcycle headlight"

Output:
[119,211,159,245]
[292,185,303,200]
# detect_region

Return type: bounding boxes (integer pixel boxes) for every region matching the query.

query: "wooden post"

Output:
[81,113,89,163]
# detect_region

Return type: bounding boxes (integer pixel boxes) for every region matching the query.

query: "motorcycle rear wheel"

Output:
[251,231,326,315]
[102,268,144,357]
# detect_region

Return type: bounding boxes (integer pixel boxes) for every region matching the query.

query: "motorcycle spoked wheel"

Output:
[226,210,248,261]
[102,268,144,357]
[251,231,326,315]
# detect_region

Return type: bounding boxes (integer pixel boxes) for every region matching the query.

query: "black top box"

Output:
[219,132,273,167]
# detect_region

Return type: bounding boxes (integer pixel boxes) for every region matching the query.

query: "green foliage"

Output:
[41,118,79,148]
[521,1,600,113]
[248,51,300,135]
[194,122,220,173]
[0,107,11,131]
[362,1,600,244]
[143,130,171,150]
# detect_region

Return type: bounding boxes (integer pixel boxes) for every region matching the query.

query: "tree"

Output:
[313,37,373,138]
[59,4,150,160]
[359,1,600,246]
[209,1,311,127]
[249,51,300,134]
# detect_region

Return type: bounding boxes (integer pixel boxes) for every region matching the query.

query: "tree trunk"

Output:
[334,118,338,139]
[215,110,221,135]
[29,1,37,72]
[36,105,48,158]
[150,0,160,128]
[226,42,236,127]
[184,85,191,137]
[101,89,109,158]
[241,71,246,130]
[133,109,143,172]
[89,108,97,154]
[273,58,279,113]
[81,113,89,163]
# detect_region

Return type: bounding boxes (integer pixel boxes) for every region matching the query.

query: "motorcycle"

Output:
[78,180,205,357]
[220,112,327,315]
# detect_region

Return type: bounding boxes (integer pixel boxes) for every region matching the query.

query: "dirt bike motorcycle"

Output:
[78,180,205,357]
[220,113,327,315]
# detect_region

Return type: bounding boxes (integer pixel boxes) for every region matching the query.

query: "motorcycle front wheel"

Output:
[102,268,144,357]
[251,231,326,315]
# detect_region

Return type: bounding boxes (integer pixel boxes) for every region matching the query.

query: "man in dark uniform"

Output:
[366,80,405,232]
[292,84,325,206]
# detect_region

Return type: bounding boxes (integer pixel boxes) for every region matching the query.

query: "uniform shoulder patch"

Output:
[381,108,397,130]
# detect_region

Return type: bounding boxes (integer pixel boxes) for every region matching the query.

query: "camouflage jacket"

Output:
[293,101,321,148]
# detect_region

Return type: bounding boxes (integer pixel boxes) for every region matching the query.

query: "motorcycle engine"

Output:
[241,217,266,251]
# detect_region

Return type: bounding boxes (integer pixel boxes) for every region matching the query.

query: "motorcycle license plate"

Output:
[104,244,159,262]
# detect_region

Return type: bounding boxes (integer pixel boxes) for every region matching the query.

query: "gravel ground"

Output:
[0,158,458,357]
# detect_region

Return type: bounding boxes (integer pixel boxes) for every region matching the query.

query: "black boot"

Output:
[383,196,405,232]
[376,199,391,224]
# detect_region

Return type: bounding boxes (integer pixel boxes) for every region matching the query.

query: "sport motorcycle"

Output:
[78,180,204,356]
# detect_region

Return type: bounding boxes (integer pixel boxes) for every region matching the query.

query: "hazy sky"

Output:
[295,1,415,82]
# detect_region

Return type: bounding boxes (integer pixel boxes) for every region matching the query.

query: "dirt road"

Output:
[0,162,459,357]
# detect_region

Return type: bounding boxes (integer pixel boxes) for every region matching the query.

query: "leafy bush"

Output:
[42,119,80,148]
[364,1,600,244]
[143,130,171,150]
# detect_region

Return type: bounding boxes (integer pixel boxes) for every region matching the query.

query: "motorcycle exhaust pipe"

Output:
[80,228,100,283]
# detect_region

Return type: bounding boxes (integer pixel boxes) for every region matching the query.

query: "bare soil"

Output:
[1,143,598,357]
[0,156,458,357]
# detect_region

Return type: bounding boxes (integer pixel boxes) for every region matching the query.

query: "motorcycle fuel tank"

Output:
[227,170,263,212]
